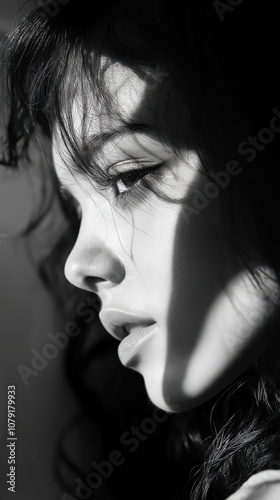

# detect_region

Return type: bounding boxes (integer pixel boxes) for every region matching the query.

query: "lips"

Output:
[99,308,155,342]
[118,322,158,365]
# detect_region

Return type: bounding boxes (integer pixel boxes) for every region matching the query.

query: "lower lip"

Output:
[118,323,157,365]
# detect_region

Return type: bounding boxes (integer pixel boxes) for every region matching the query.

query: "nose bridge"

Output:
[64,202,126,291]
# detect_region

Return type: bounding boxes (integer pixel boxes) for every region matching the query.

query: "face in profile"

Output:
[53,58,279,413]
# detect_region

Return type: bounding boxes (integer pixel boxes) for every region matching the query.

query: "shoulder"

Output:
[226,470,280,500]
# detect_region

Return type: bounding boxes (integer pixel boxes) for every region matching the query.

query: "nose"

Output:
[64,237,126,294]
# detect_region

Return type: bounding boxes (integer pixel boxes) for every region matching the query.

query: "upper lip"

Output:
[99,308,155,341]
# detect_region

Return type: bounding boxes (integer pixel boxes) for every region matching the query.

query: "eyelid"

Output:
[108,159,164,175]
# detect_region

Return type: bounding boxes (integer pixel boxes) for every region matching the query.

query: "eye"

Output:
[115,166,156,194]
[110,162,165,201]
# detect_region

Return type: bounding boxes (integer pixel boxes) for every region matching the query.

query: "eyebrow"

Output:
[54,120,159,187]
[86,121,158,154]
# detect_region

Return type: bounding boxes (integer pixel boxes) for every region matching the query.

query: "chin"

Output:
[139,369,185,413]
[145,388,194,413]
[140,367,211,413]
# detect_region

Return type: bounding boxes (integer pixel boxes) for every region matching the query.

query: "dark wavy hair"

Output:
[2,0,280,499]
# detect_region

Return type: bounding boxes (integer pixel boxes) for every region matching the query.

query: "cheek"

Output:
[178,268,280,408]
[129,199,183,317]
[118,161,280,412]
[126,185,278,411]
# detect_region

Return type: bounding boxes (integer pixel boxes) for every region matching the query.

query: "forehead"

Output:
[52,56,168,174]
[70,58,150,138]
[103,60,148,116]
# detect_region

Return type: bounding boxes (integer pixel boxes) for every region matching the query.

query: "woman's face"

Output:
[53,60,278,412]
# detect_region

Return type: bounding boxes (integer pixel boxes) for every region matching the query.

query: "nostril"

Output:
[111,268,126,283]
[85,266,126,289]
[65,248,126,291]
[84,276,107,292]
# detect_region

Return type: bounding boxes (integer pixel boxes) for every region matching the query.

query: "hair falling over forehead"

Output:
[3,0,279,278]
[3,0,245,175]
[4,0,195,201]
[3,0,262,255]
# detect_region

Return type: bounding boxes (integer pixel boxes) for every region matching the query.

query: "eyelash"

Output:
[59,162,166,215]
[108,162,166,203]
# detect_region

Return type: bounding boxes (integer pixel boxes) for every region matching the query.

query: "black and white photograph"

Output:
[1,1,280,499]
